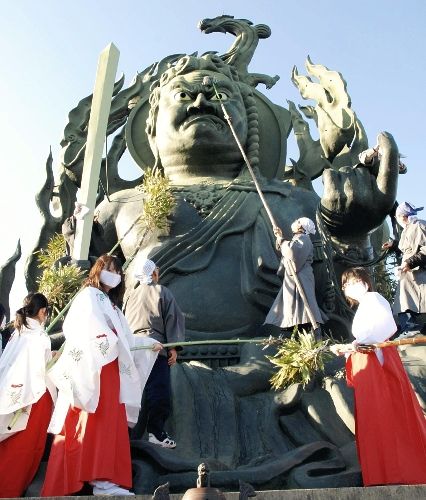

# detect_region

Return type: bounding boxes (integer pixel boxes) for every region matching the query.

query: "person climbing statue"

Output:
[264,217,326,339]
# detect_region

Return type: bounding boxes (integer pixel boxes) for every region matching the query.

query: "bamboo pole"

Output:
[357,335,426,351]
[130,335,426,353]
[130,338,263,351]
[205,77,319,331]
[107,213,142,257]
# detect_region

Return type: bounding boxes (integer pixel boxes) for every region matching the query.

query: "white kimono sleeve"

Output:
[352,292,397,365]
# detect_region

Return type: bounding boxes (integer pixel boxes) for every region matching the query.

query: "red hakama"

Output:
[0,391,53,498]
[41,358,132,496]
[346,347,426,486]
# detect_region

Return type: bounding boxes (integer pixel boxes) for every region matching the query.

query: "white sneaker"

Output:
[91,480,135,496]
[148,432,176,449]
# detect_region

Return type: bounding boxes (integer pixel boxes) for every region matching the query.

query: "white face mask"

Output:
[100,270,121,288]
[344,281,368,302]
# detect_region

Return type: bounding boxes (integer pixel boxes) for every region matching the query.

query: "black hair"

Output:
[14,293,49,332]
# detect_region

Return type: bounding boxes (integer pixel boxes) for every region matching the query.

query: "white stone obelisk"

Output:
[72,43,120,263]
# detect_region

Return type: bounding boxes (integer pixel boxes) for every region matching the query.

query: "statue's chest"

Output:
[164,235,262,335]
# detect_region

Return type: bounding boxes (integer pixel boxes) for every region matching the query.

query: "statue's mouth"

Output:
[181,115,225,131]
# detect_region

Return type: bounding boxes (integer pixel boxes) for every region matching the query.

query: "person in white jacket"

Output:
[0,293,56,498]
[41,254,161,497]
[331,267,426,486]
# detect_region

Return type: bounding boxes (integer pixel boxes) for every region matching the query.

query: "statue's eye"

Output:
[210,92,229,101]
[174,91,192,101]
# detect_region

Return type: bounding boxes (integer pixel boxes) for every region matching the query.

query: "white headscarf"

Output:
[395,202,423,220]
[134,258,157,284]
[297,217,316,235]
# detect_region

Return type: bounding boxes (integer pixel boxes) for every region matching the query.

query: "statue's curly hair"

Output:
[146,53,260,174]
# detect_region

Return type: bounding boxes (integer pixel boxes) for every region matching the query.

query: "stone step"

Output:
[14,484,426,500]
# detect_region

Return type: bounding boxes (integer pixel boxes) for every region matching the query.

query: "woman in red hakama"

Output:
[41,359,131,495]
[0,391,52,497]
[347,344,426,485]
[0,293,54,498]
[41,254,161,497]
[332,267,426,486]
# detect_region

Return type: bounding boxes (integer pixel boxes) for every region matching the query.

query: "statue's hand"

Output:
[320,132,399,238]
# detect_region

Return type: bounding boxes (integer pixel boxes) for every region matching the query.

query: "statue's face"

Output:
[153,70,248,180]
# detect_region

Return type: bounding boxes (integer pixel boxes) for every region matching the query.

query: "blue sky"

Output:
[1,0,425,310]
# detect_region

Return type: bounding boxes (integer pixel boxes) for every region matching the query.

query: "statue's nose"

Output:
[188,92,215,113]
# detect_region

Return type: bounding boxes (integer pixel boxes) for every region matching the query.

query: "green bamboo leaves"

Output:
[35,234,67,269]
[137,168,176,231]
[36,234,85,320]
[118,169,176,270]
[267,331,333,389]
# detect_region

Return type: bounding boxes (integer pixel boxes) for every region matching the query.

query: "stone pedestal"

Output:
[20,484,426,499]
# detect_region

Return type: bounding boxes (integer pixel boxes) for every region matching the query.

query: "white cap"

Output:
[297,217,316,235]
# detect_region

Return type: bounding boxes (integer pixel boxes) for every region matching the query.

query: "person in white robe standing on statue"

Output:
[382,201,426,338]
[264,217,325,337]
[124,258,185,449]
[0,293,56,498]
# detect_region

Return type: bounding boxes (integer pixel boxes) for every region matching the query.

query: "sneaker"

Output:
[148,432,176,449]
[91,480,135,496]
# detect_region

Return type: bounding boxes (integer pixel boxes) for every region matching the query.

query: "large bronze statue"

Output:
[85,33,397,341]
[23,15,400,340]
[11,15,424,495]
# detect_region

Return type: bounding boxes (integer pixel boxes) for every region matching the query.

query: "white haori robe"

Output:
[0,318,56,442]
[48,286,158,434]
[351,292,397,365]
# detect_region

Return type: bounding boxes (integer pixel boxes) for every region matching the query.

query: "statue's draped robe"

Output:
[131,340,360,491]
[150,180,322,339]
[91,178,382,489]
